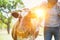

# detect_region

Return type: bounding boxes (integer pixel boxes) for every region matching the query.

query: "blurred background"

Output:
[0,0,60,40]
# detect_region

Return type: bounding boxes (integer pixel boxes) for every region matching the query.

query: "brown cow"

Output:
[11,11,41,40]
[11,12,22,40]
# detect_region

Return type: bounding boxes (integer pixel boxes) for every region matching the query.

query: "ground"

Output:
[0,29,54,40]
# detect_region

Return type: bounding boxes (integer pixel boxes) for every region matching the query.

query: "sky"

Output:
[22,0,47,9]
[22,0,60,9]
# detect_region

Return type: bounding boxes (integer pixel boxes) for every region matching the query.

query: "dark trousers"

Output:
[44,27,59,40]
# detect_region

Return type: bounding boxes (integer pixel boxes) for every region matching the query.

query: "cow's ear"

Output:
[11,12,19,18]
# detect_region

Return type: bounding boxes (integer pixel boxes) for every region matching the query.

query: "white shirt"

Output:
[45,3,60,27]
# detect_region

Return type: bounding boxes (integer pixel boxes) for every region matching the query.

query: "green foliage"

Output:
[0,0,24,9]
[3,23,7,28]
[16,0,24,5]
[0,20,3,29]
[4,19,8,24]
[0,12,2,19]
[0,0,24,30]
[0,0,8,8]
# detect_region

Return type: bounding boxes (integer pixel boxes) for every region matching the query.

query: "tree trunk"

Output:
[7,22,10,34]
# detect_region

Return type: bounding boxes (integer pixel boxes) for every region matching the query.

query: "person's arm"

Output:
[58,8,60,16]
[36,17,43,27]
[57,3,60,17]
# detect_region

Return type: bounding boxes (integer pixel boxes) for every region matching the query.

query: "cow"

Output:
[11,10,42,40]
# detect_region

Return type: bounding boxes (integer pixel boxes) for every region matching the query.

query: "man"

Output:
[43,0,60,40]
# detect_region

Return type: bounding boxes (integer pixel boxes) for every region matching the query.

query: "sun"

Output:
[30,7,46,18]
[30,6,46,35]
[34,9,45,17]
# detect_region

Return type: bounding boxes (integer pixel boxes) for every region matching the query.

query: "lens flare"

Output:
[30,7,46,35]
[30,7,46,18]
[34,9,45,17]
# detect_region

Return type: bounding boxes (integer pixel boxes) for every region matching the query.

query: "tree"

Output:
[0,0,24,34]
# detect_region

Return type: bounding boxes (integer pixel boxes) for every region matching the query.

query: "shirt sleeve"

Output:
[57,3,60,15]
